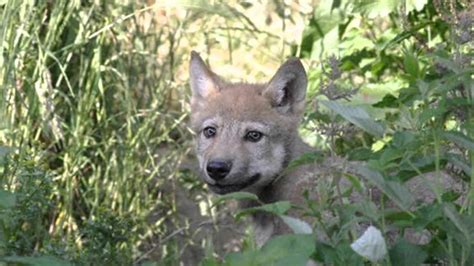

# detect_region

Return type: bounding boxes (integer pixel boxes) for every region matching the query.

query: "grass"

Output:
[0,0,192,263]
[1,0,473,265]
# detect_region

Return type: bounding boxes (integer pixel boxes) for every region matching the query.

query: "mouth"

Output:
[207,174,260,194]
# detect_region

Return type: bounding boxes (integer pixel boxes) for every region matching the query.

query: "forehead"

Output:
[192,84,278,126]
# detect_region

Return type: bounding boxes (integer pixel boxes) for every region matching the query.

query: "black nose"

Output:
[206,160,232,181]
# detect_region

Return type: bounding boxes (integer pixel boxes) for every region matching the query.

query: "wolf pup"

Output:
[189,51,316,245]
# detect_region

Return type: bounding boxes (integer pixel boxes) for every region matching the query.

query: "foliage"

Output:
[0,0,473,265]
[213,0,473,265]
[1,0,189,264]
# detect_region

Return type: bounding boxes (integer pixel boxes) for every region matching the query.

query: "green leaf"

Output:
[236,201,292,220]
[379,148,403,166]
[443,203,472,245]
[224,250,259,266]
[0,189,16,209]
[285,151,324,172]
[442,191,461,202]
[389,239,427,266]
[381,22,431,50]
[354,0,399,18]
[212,192,259,207]
[373,94,399,108]
[300,11,342,56]
[279,215,313,234]
[331,0,342,11]
[321,100,385,137]
[259,234,315,266]
[442,131,474,151]
[1,256,72,266]
[418,107,447,125]
[392,131,417,148]
[413,204,443,229]
[354,165,414,210]
[225,234,315,266]
[403,51,420,79]
[344,174,364,192]
[347,147,373,161]
[353,201,380,221]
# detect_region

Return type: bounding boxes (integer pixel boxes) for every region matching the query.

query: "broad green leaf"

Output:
[212,192,259,207]
[379,148,403,166]
[392,131,416,148]
[236,201,292,220]
[224,250,259,266]
[442,131,474,151]
[321,100,385,137]
[225,234,315,266]
[0,189,16,209]
[279,215,313,234]
[347,147,373,161]
[300,11,341,56]
[355,165,414,210]
[1,256,72,266]
[354,0,398,18]
[259,234,315,266]
[389,239,428,266]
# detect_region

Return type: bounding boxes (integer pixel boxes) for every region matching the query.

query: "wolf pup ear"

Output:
[189,51,220,103]
[263,58,307,115]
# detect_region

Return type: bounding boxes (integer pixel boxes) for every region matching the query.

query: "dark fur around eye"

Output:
[245,131,263,142]
[203,126,216,138]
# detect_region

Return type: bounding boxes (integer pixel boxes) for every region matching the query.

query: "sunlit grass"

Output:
[0,0,192,262]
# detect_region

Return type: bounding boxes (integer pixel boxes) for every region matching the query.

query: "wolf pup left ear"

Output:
[189,51,220,105]
[263,58,307,115]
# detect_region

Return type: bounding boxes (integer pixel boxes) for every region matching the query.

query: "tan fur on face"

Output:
[191,82,300,192]
[189,50,308,196]
[189,51,309,243]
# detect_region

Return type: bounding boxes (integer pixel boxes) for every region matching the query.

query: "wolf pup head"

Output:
[189,51,307,194]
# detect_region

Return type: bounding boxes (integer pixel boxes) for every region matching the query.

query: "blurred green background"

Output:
[1,0,472,265]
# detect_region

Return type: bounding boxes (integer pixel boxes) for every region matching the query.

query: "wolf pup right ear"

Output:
[189,51,220,107]
[263,58,307,116]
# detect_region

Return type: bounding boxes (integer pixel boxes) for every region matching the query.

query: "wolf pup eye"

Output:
[203,126,216,138]
[245,131,263,142]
